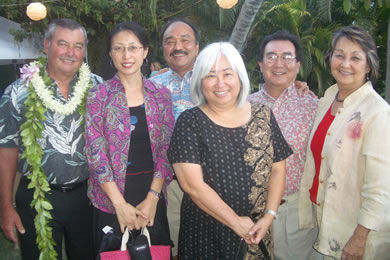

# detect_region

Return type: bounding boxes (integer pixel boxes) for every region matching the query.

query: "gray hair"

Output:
[190,42,250,107]
[45,18,88,46]
[326,25,379,84]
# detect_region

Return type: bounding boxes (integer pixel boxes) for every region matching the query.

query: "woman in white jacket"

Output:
[299,25,390,260]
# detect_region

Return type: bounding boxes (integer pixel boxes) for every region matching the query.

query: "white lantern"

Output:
[26,2,47,21]
[216,0,238,9]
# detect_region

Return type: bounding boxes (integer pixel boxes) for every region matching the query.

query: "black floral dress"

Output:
[168,103,292,260]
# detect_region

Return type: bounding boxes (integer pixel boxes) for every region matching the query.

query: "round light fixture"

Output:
[216,0,238,9]
[26,2,47,21]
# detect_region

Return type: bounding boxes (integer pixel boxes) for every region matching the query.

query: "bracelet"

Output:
[149,188,161,199]
[264,209,277,219]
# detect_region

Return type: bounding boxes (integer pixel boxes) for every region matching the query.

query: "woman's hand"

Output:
[136,193,159,228]
[114,202,147,232]
[231,216,254,243]
[341,225,369,260]
[247,214,274,245]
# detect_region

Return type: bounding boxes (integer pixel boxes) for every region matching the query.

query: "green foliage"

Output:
[1,0,388,96]
[20,82,57,260]
[8,28,31,43]
[343,0,352,13]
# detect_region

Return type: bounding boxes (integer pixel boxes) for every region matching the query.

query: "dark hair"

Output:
[159,18,200,43]
[45,18,87,44]
[257,30,303,63]
[108,21,149,52]
[325,25,379,84]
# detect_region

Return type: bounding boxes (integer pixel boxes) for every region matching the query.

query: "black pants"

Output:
[16,177,94,260]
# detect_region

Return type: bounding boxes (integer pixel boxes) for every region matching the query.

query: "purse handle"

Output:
[120,227,151,251]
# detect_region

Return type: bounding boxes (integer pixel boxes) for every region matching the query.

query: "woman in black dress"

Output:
[168,42,292,259]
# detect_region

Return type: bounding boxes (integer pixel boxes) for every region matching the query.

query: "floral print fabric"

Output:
[85,75,175,214]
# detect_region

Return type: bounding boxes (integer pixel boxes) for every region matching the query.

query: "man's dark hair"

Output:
[159,18,200,43]
[257,30,303,63]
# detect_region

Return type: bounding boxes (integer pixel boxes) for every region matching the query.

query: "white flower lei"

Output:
[21,60,91,115]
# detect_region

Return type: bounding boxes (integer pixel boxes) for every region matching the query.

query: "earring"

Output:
[144,58,149,65]
[366,73,369,81]
[110,59,114,69]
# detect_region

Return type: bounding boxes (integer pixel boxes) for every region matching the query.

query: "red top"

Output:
[309,105,335,204]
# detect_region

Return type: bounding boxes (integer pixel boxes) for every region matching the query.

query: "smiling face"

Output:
[330,37,370,92]
[201,55,241,109]
[44,27,86,80]
[259,40,300,91]
[109,30,148,78]
[162,22,199,78]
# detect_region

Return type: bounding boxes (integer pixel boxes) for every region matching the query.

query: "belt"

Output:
[49,179,88,193]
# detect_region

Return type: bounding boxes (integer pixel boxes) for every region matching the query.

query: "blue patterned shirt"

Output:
[0,69,102,184]
[150,69,194,120]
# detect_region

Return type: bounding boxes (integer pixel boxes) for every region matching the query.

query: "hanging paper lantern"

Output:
[216,0,238,9]
[26,2,47,21]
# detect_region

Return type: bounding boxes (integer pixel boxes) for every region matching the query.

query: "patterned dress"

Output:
[168,103,292,259]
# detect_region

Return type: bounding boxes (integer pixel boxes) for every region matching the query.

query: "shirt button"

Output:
[319,180,324,184]
[317,203,321,206]
[327,132,331,136]
[321,156,325,160]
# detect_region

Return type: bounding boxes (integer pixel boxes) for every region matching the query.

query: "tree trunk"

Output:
[385,15,390,103]
[229,0,264,53]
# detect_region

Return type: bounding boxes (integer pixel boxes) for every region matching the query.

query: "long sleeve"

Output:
[85,83,114,184]
[152,85,175,183]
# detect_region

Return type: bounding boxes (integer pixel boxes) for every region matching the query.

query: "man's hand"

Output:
[295,81,317,97]
[0,147,21,248]
[0,205,25,247]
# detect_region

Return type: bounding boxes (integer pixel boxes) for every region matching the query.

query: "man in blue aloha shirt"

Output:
[150,18,199,258]
[0,19,102,260]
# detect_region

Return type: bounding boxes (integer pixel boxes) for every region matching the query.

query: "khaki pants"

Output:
[273,192,321,260]
[166,180,183,257]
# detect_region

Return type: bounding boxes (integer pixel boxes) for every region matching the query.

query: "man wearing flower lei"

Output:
[0,18,102,259]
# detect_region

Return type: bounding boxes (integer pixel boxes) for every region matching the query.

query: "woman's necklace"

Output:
[335,91,345,102]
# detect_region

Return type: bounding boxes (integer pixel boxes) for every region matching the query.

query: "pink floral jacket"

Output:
[85,75,175,213]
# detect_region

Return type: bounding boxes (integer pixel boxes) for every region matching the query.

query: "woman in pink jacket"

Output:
[85,21,175,255]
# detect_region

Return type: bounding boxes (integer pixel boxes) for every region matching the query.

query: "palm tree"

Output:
[229,0,265,52]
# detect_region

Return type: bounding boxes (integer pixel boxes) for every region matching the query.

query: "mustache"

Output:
[59,56,78,62]
[170,50,188,57]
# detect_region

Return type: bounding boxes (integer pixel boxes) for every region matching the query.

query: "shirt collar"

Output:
[325,81,373,108]
[261,83,295,101]
[168,68,192,80]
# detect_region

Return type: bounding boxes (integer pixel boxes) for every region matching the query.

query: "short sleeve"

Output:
[0,80,28,148]
[168,109,201,165]
[269,111,293,162]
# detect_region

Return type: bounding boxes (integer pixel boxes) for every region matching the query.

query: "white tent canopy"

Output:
[0,16,43,65]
